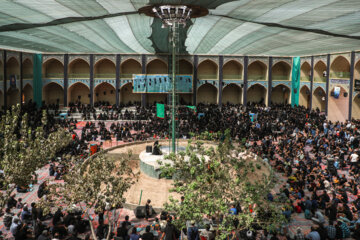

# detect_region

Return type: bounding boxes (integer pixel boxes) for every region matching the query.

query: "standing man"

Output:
[187,220,199,240]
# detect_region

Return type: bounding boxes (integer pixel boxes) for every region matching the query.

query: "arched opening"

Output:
[179,94,192,105]
[121,59,141,79]
[355,60,360,81]
[197,83,218,104]
[271,85,290,105]
[248,61,267,81]
[272,61,291,81]
[352,93,360,120]
[223,60,243,80]
[178,59,193,75]
[299,86,310,109]
[0,91,3,109]
[68,59,90,78]
[300,62,311,81]
[247,84,266,105]
[222,84,242,104]
[146,59,168,74]
[94,82,116,105]
[7,57,19,80]
[328,86,349,123]
[23,84,33,103]
[7,88,20,106]
[147,94,167,105]
[330,56,350,79]
[43,82,64,105]
[23,59,33,80]
[68,82,90,105]
[120,83,141,105]
[198,60,218,80]
[94,59,115,79]
[312,87,326,112]
[314,61,327,82]
[43,59,64,78]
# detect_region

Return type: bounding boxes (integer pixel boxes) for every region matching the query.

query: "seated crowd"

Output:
[1,100,360,240]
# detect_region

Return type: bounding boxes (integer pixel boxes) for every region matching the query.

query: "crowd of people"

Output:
[1,100,360,239]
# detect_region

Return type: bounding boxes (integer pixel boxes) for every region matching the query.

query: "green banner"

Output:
[186,105,196,112]
[33,54,43,107]
[156,103,165,119]
[291,57,301,107]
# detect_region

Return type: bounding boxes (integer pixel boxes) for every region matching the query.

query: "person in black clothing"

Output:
[145,199,152,221]
[52,208,64,226]
[7,194,17,209]
[141,226,155,240]
[117,221,129,240]
[160,216,178,240]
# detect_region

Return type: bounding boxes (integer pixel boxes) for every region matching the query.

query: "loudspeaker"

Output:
[146,146,152,153]
[134,206,146,218]
[344,92,348,97]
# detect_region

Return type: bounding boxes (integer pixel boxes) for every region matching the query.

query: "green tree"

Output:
[0,105,72,206]
[161,136,285,239]
[44,151,139,240]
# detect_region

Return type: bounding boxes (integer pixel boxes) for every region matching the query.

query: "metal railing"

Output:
[68,73,90,79]
[330,72,350,79]
[272,75,290,81]
[223,74,242,80]
[197,74,218,80]
[7,75,20,80]
[43,73,64,78]
[120,74,134,79]
[314,76,326,82]
[94,73,116,79]
[300,76,310,81]
[23,74,33,79]
[248,75,266,81]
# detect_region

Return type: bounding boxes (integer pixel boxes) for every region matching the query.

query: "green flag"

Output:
[291,57,301,107]
[186,105,197,112]
[156,103,165,119]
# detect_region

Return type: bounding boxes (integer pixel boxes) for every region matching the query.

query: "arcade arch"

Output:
[43,82,64,105]
[272,61,291,81]
[222,84,242,104]
[248,61,267,81]
[94,82,116,105]
[68,82,90,105]
[197,83,218,104]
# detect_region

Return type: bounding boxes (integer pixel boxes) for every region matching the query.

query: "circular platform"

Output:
[139,145,186,179]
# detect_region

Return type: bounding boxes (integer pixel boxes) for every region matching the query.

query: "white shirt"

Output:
[350,153,359,163]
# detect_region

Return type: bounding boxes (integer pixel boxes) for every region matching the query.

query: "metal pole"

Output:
[171,22,176,153]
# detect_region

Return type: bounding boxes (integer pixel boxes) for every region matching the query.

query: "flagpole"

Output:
[171,21,176,153]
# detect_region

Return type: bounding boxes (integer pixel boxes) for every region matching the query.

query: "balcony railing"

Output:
[248,75,266,81]
[314,76,326,82]
[43,73,64,79]
[6,75,20,80]
[330,72,350,79]
[95,73,116,79]
[68,73,90,79]
[223,74,242,80]
[198,74,218,80]
[23,74,33,79]
[272,75,290,81]
[300,76,310,81]
[120,74,134,79]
